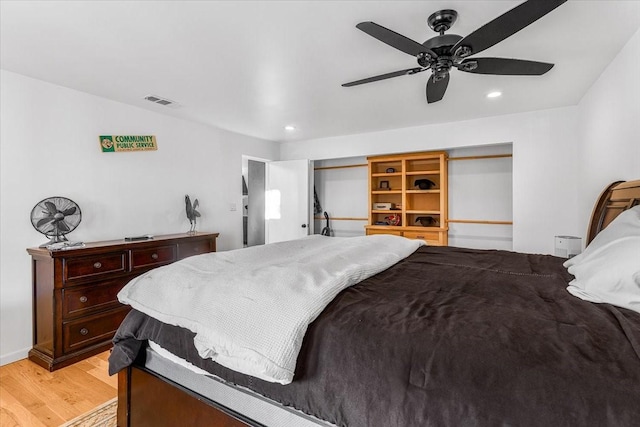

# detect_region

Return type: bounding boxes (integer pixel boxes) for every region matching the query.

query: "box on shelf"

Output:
[373,202,395,210]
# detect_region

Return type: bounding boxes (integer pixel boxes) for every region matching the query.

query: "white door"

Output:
[265,159,313,244]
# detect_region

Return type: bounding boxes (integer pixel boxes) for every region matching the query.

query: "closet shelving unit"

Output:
[365,151,448,246]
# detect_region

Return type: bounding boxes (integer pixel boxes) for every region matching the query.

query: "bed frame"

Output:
[117,363,258,426]
[587,180,640,244]
[116,179,640,427]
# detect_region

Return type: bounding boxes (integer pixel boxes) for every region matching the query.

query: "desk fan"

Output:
[30,197,82,247]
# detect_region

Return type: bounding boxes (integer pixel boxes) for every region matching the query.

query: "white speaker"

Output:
[555,236,582,258]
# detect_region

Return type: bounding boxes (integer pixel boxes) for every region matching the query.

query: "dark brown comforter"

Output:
[109,246,640,427]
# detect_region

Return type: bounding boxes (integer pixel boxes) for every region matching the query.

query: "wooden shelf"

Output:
[403,226,446,231]
[372,172,402,177]
[406,190,440,194]
[372,190,402,195]
[372,210,400,214]
[406,210,441,214]
[405,171,440,176]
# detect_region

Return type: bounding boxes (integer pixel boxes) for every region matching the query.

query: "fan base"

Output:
[39,235,69,248]
[428,9,458,34]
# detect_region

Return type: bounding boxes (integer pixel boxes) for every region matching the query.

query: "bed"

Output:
[109,179,640,427]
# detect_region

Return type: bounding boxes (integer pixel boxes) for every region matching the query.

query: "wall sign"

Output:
[99,135,157,152]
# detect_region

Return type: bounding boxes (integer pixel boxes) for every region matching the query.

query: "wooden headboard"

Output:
[587,179,640,244]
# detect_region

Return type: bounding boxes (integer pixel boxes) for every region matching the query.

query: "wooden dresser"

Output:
[26,232,219,371]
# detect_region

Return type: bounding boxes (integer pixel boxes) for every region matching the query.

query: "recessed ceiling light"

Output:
[284,125,296,131]
[487,91,502,98]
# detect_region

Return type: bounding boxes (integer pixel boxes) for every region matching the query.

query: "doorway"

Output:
[242,156,314,247]
[243,156,267,247]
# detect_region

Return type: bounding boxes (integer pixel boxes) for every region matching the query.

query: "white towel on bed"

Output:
[118,234,423,384]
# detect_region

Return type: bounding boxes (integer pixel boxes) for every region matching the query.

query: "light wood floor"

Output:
[0,351,116,427]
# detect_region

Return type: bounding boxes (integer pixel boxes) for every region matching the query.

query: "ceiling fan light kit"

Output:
[342,0,567,103]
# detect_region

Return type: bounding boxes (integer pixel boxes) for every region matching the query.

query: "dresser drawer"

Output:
[403,230,441,245]
[131,245,176,270]
[177,239,213,260]
[63,252,128,283]
[63,307,130,353]
[403,230,440,240]
[63,280,125,318]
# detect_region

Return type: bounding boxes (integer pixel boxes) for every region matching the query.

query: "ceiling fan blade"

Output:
[452,0,567,57]
[457,57,553,75]
[342,67,426,87]
[356,22,432,57]
[426,73,450,103]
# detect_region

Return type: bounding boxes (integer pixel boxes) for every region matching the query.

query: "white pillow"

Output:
[564,205,640,314]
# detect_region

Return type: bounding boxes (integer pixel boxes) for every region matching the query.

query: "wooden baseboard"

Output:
[0,347,29,366]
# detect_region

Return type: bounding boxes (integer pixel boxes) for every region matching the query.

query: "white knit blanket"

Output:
[118,234,423,384]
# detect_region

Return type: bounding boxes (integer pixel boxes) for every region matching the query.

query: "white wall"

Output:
[0,70,280,365]
[281,107,581,255]
[447,144,513,250]
[576,28,640,234]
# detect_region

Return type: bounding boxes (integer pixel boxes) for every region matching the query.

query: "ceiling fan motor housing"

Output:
[420,34,464,76]
[422,34,463,57]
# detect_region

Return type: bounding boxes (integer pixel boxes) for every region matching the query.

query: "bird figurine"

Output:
[185,195,201,234]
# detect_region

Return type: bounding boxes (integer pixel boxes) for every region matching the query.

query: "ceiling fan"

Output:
[342,0,567,103]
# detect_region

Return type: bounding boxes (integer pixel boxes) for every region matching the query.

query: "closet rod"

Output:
[448,219,513,225]
[448,154,512,161]
[314,164,367,171]
[313,216,368,221]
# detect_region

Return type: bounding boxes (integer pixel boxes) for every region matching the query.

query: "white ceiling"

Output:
[1,1,639,143]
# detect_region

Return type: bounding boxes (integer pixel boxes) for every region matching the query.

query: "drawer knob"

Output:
[80,328,89,336]
[151,253,159,260]
[416,235,425,239]
[93,262,102,269]
[79,296,88,303]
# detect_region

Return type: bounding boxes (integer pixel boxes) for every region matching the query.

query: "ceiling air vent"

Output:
[144,95,178,107]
